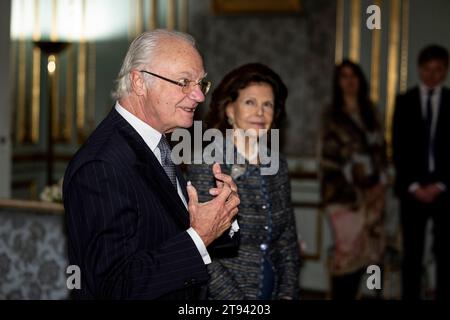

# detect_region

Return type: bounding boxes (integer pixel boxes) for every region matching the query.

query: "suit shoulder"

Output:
[397,87,419,100]
[394,87,419,112]
[64,116,132,185]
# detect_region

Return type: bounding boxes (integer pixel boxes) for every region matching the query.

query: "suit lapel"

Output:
[435,88,449,136]
[175,165,189,205]
[410,87,426,132]
[111,110,190,229]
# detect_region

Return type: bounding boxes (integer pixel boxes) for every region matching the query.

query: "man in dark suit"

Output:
[393,45,450,300]
[63,29,240,299]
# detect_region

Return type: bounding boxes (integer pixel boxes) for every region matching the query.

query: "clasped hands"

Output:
[413,183,444,204]
[187,163,240,246]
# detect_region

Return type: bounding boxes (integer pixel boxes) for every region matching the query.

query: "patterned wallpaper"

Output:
[0,210,69,299]
[189,0,336,157]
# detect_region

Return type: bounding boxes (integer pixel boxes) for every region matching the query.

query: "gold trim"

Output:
[179,0,188,32]
[349,0,361,63]
[31,47,41,144]
[370,0,382,105]
[385,0,401,159]
[335,0,344,64]
[77,0,87,143]
[399,0,409,93]
[213,0,302,14]
[31,0,41,144]
[148,0,157,30]
[167,0,176,30]
[64,46,74,142]
[49,55,59,140]
[87,42,96,133]
[77,42,87,143]
[17,39,26,144]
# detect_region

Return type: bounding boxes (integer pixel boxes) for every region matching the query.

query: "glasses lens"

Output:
[182,79,211,95]
[201,80,211,95]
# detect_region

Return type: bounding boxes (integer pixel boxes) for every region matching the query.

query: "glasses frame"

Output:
[139,70,211,95]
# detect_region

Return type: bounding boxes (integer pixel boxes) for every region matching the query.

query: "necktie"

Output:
[158,135,177,189]
[426,89,434,135]
[425,89,434,173]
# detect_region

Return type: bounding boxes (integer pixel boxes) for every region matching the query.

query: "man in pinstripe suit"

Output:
[63,29,240,300]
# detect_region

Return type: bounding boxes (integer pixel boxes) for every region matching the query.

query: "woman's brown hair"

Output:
[205,63,287,133]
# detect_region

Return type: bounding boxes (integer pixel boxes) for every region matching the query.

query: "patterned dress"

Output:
[320,108,388,275]
[186,150,300,300]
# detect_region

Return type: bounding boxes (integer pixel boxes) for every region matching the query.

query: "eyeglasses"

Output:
[139,70,211,95]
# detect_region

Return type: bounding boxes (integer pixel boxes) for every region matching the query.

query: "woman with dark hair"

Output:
[187,63,300,300]
[319,59,388,299]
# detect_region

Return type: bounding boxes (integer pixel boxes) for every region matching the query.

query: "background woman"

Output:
[319,59,388,300]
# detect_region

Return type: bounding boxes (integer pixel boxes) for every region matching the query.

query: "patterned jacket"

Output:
[186,153,300,300]
[320,108,388,206]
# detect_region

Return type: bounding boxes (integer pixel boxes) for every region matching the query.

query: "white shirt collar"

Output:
[419,82,442,97]
[114,101,162,153]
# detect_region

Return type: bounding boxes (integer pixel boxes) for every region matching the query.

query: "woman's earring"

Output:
[227,117,234,126]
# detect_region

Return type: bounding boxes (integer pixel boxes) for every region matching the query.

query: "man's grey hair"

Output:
[112,29,196,100]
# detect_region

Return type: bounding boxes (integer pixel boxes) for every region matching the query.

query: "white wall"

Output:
[0,0,12,198]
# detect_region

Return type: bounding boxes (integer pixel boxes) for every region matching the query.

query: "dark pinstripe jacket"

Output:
[63,109,209,300]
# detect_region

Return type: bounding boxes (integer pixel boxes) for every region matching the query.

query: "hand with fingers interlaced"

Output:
[187,163,240,247]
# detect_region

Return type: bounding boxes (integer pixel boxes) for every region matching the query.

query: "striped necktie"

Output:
[158,135,177,189]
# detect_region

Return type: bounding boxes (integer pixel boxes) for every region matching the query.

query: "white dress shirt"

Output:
[115,102,211,264]
[408,84,446,193]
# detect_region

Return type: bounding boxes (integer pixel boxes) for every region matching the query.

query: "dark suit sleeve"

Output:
[64,160,208,299]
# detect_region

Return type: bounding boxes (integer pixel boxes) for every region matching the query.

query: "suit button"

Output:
[260,243,268,251]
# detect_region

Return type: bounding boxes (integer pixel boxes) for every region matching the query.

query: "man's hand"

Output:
[208,163,238,196]
[187,164,240,246]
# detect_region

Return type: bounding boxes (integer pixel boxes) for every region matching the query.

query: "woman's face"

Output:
[339,66,360,96]
[226,82,275,135]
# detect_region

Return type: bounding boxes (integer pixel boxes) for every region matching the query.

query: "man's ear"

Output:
[130,70,146,96]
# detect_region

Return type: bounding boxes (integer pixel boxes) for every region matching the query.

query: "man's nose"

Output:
[188,85,205,103]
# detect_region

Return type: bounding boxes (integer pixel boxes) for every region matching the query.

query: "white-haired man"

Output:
[63,29,240,300]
